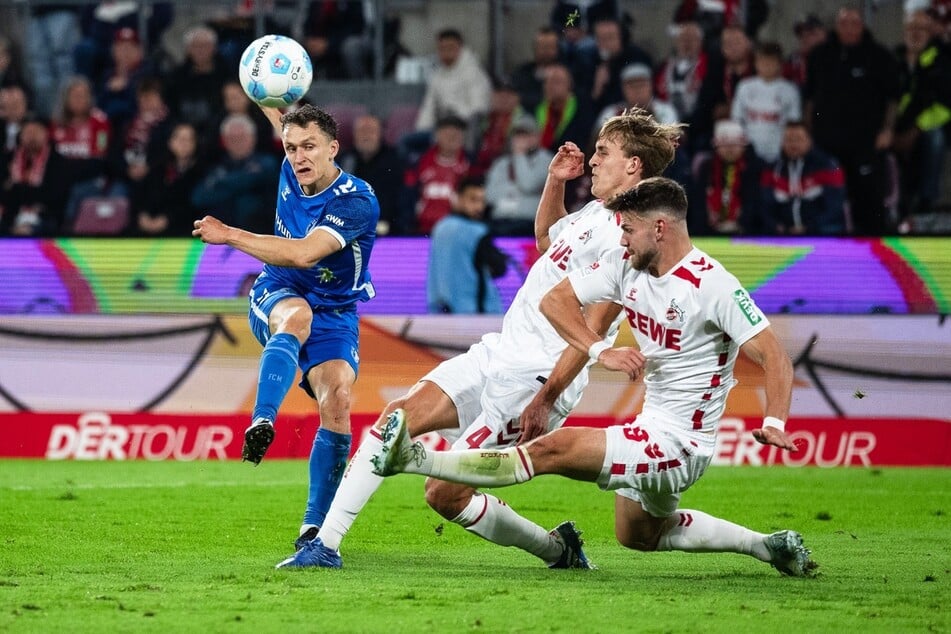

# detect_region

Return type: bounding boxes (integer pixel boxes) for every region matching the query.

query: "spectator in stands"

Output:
[163,25,229,147]
[510,27,563,112]
[23,4,80,117]
[205,1,284,71]
[893,8,951,221]
[75,1,173,86]
[1,115,71,236]
[414,29,492,135]
[404,115,471,235]
[110,77,170,216]
[589,18,653,113]
[136,121,206,236]
[97,28,152,131]
[691,24,754,154]
[51,76,116,224]
[689,119,766,235]
[784,14,827,91]
[672,0,769,46]
[191,113,278,235]
[218,79,280,156]
[484,114,553,236]
[0,36,28,92]
[762,121,847,235]
[805,5,901,235]
[654,20,708,125]
[594,63,679,135]
[301,0,368,80]
[471,79,527,178]
[731,41,802,164]
[535,63,593,152]
[427,177,508,314]
[338,114,407,235]
[1,85,30,156]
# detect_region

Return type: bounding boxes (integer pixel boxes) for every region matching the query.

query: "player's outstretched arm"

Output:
[534,142,586,253]
[258,105,284,135]
[520,300,623,442]
[540,279,644,380]
[740,327,797,451]
[193,215,342,268]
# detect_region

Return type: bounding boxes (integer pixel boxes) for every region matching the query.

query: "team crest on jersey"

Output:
[577,229,593,244]
[666,299,685,324]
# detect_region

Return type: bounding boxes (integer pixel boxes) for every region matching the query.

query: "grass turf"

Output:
[1,460,948,633]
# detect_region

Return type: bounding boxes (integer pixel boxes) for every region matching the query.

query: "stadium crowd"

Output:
[1,0,950,238]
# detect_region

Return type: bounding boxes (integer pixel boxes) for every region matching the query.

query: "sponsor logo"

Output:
[625,287,637,302]
[281,185,291,201]
[325,214,345,227]
[732,289,762,325]
[45,412,233,461]
[624,307,682,350]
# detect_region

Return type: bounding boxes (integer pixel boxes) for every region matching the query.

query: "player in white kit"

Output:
[278,109,685,569]
[374,177,818,577]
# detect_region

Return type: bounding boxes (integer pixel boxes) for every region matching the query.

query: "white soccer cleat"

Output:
[371,409,423,476]
[764,530,818,577]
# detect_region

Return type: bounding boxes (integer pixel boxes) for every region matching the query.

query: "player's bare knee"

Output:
[424,479,471,519]
[615,516,671,551]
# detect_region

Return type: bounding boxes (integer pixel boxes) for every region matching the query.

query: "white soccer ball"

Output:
[238,35,313,108]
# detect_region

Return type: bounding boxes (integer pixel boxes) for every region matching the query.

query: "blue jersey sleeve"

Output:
[311,194,378,245]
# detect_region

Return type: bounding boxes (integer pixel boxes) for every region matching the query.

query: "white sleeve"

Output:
[567,250,626,305]
[709,270,770,346]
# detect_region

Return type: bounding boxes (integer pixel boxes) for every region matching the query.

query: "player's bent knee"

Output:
[424,478,473,520]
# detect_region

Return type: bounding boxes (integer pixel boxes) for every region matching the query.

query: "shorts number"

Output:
[465,426,492,449]
[622,425,649,442]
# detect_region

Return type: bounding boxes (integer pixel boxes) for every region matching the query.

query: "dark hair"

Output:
[435,114,468,131]
[606,177,688,221]
[437,28,463,42]
[280,104,338,140]
[784,119,809,131]
[456,175,484,194]
[136,76,164,98]
[755,41,784,61]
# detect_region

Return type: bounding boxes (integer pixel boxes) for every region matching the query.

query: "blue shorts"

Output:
[249,279,360,399]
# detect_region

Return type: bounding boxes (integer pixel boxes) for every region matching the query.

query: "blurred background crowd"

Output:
[0,0,949,239]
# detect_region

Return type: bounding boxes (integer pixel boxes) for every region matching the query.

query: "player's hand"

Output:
[752,426,797,451]
[548,142,586,182]
[518,399,552,443]
[192,215,231,244]
[597,347,645,382]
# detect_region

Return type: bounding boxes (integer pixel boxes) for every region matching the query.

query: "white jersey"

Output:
[488,200,624,408]
[730,76,801,163]
[569,245,769,431]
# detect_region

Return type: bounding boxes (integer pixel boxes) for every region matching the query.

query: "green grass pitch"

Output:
[1,460,949,633]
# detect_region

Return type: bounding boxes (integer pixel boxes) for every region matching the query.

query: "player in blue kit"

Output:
[193,104,379,545]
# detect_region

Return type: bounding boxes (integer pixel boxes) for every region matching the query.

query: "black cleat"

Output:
[242,418,275,465]
[294,526,319,551]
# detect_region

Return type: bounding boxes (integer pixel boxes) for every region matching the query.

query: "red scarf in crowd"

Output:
[9,143,50,186]
[706,154,745,225]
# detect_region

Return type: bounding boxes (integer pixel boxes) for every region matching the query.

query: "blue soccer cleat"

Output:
[275,537,342,569]
[548,521,595,569]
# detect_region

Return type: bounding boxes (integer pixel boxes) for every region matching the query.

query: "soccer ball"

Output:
[238,35,313,108]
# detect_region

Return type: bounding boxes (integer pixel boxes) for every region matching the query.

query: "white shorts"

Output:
[421,333,574,449]
[597,410,715,518]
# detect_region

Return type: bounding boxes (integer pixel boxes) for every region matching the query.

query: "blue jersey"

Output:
[261,158,380,309]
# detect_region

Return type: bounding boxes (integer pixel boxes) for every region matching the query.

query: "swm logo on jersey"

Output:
[325,214,345,227]
[732,289,762,325]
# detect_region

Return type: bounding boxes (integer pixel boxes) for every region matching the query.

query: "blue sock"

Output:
[252,332,300,423]
[303,427,352,527]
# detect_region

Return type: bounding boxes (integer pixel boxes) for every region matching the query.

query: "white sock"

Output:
[452,492,562,563]
[405,446,535,488]
[316,430,385,552]
[656,509,770,561]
